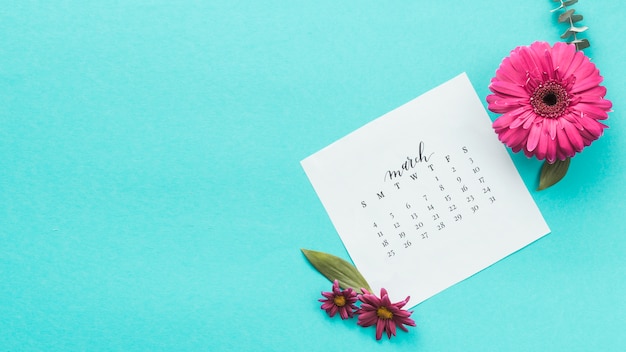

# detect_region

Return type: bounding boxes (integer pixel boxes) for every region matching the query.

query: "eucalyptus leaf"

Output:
[570,14,583,23]
[563,0,578,6]
[301,248,372,293]
[560,25,588,38]
[558,9,583,23]
[570,38,590,50]
[558,9,575,23]
[569,25,588,33]
[551,4,564,12]
[538,158,570,190]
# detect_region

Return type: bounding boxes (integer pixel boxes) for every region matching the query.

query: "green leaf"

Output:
[538,158,571,190]
[550,4,564,12]
[301,248,372,293]
[570,14,584,23]
[560,25,589,39]
[558,9,576,23]
[558,9,583,24]
[563,0,578,6]
[570,38,590,50]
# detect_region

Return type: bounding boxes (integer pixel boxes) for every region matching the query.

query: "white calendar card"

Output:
[301,73,550,307]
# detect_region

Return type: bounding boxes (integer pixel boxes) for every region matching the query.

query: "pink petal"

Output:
[546,133,558,163]
[526,121,543,152]
[577,85,607,99]
[493,106,528,129]
[562,120,585,152]
[509,109,536,129]
[339,307,349,319]
[556,122,576,157]
[561,49,586,79]
[498,125,530,150]
[578,116,606,138]
[551,42,575,76]
[572,103,611,120]
[386,320,396,338]
[375,319,385,340]
[328,305,338,317]
[571,73,603,94]
[488,96,528,114]
[535,122,550,160]
[490,80,528,98]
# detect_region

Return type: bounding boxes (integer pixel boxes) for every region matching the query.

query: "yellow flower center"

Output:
[333,295,346,307]
[376,306,393,320]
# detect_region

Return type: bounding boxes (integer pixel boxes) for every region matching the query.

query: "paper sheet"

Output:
[301,73,550,307]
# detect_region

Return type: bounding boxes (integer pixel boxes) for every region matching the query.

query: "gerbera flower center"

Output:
[376,306,393,320]
[333,295,346,307]
[530,80,570,118]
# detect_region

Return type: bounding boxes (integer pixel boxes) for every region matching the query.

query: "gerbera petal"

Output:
[551,42,575,76]
[492,107,524,129]
[534,122,551,160]
[539,44,556,80]
[546,118,557,140]
[562,120,585,152]
[546,132,558,163]
[526,121,543,152]
[487,96,529,114]
[497,54,529,84]
[571,72,603,94]
[571,60,598,82]
[573,103,611,120]
[489,80,528,98]
[555,49,577,79]
[498,125,530,151]
[555,122,576,157]
[578,115,607,139]
[562,112,585,130]
[509,109,536,129]
[576,85,607,99]
[561,49,586,79]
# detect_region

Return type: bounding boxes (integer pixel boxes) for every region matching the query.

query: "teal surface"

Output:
[1,1,624,351]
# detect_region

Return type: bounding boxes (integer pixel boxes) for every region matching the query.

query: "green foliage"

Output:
[551,0,589,50]
[301,248,372,293]
[538,158,571,190]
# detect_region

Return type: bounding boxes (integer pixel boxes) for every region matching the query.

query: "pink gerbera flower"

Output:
[356,288,416,340]
[487,41,611,163]
[319,280,358,319]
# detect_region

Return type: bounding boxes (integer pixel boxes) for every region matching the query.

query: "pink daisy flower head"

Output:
[356,288,416,340]
[487,41,611,163]
[319,280,358,319]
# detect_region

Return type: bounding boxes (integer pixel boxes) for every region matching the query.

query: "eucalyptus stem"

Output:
[538,1,591,190]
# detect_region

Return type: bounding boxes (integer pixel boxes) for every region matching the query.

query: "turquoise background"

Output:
[1,1,624,351]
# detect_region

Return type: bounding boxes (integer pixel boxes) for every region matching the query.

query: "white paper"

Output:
[301,73,550,307]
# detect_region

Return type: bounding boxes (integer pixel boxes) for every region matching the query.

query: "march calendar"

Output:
[301,73,550,307]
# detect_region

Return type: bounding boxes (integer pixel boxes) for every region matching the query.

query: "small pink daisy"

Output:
[487,41,612,163]
[356,288,416,340]
[319,280,358,319]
